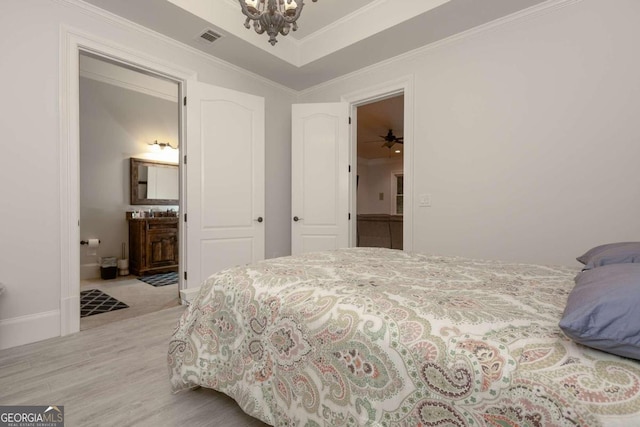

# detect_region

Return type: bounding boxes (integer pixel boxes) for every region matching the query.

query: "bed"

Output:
[168,247,640,426]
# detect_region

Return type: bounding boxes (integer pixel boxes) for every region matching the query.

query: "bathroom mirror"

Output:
[130,158,179,205]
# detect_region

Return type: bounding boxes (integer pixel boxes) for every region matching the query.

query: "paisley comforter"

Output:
[168,248,640,426]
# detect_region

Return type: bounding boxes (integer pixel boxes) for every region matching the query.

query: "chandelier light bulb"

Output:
[285,1,297,11]
[245,0,258,9]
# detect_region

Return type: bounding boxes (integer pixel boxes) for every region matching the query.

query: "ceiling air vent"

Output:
[198,29,222,44]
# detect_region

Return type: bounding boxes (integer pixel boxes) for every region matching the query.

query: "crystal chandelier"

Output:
[238,0,318,46]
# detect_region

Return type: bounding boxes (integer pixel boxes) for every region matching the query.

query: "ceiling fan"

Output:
[364,129,404,148]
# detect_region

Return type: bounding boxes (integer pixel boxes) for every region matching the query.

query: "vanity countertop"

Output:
[125,212,178,220]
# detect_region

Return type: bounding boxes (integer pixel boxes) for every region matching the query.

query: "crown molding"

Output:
[300,0,583,96]
[54,0,298,96]
[297,0,386,43]
[80,69,179,102]
[297,0,450,66]
[80,55,179,102]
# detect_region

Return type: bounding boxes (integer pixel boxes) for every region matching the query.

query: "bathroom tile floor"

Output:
[80,275,181,330]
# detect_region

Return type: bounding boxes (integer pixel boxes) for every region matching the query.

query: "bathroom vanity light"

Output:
[149,140,178,150]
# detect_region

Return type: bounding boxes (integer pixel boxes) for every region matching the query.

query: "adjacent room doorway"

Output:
[290,78,413,254]
[78,52,182,330]
[355,95,405,250]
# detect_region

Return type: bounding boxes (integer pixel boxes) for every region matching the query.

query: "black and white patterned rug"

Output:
[137,271,179,287]
[80,289,129,318]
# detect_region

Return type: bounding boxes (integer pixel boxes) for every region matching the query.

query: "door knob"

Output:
[293,216,303,222]
[254,217,264,223]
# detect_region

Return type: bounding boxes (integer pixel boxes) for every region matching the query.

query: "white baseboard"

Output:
[0,310,61,350]
[179,286,201,305]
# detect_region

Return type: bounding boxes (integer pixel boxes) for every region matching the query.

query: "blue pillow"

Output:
[559,263,640,360]
[576,242,640,270]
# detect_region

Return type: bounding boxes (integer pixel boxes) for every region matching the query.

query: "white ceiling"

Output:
[81,0,549,91]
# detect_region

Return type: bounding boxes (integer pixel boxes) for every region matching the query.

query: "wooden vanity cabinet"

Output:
[128,217,178,276]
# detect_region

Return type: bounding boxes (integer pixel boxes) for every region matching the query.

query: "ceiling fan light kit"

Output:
[239,0,318,46]
[374,129,404,148]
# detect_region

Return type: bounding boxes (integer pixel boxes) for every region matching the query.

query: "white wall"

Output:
[79,76,179,279]
[300,0,640,266]
[357,157,404,215]
[0,0,295,349]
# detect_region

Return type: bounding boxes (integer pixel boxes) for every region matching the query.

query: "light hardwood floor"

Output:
[0,306,269,427]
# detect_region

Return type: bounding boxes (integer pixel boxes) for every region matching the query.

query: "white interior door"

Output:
[186,81,265,287]
[291,103,350,255]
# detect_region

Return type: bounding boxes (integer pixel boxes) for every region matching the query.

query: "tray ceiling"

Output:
[82,0,553,90]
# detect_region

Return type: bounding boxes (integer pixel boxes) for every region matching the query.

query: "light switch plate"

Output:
[419,193,431,207]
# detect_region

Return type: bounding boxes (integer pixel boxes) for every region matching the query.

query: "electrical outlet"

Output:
[419,193,431,207]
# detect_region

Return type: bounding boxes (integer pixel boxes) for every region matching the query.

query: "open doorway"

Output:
[78,52,181,330]
[355,95,405,250]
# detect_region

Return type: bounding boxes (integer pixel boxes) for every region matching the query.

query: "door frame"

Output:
[341,75,415,251]
[59,26,196,335]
